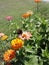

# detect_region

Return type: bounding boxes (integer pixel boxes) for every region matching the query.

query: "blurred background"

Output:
[0,0,49,33]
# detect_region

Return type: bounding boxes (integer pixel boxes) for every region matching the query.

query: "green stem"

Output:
[37,3,39,12]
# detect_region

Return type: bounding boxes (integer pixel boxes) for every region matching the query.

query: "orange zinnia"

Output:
[22,13,30,18]
[11,38,24,50]
[3,49,15,62]
[35,0,41,3]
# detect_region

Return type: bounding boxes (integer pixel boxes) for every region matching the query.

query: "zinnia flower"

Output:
[6,16,13,21]
[11,38,24,50]
[3,49,15,62]
[26,10,33,15]
[19,31,32,40]
[35,0,41,3]
[0,32,5,38]
[1,35,8,40]
[22,13,30,18]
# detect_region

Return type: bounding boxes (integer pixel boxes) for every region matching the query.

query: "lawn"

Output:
[0,0,35,33]
[0,0,49,33]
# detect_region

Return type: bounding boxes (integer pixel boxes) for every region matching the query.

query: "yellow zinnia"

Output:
[11,38,24,50]
[1,35,8,40]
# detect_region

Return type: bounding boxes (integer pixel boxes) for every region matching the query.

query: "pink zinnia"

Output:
[6,16,13,21]
[19,31,32,40]
[0,32,5,37]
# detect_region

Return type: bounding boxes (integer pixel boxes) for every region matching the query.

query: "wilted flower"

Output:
[35,0,41,3]
[0,32,5,37]
[17,29,22,34]
[3,49,15,62]
[1,35,8,40]
[26,10,33,15]
[19,31,32,40]
[6,16,13,21]
[11,38,24,50]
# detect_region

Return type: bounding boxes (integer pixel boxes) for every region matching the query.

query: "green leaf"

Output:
[24,55,38,65]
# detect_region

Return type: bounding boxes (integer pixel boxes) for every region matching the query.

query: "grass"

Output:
[0,0,49,33]
[0,0,35,33]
